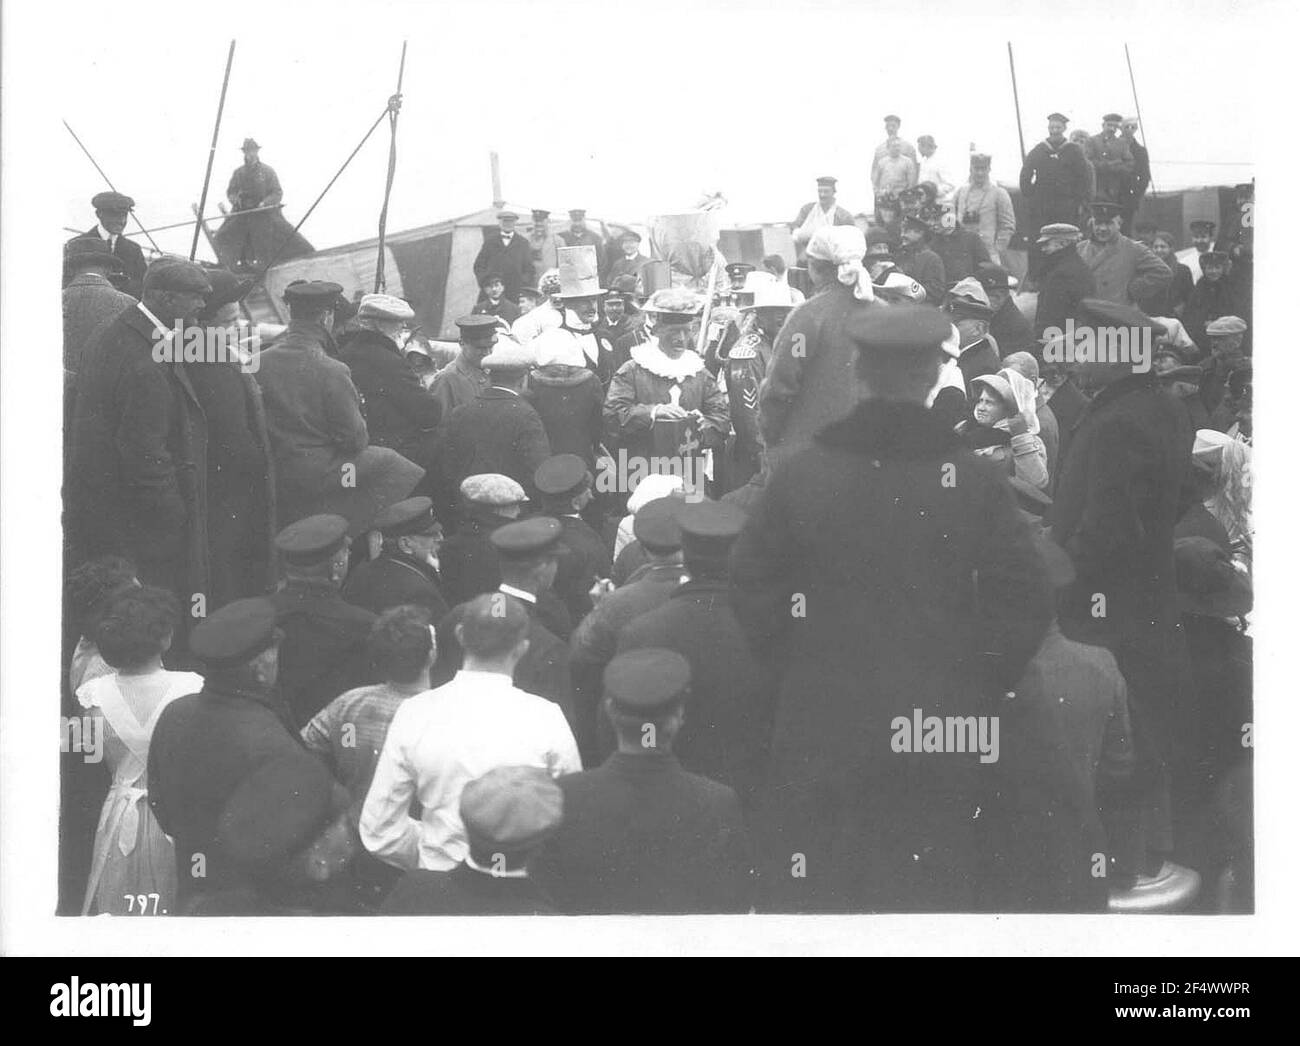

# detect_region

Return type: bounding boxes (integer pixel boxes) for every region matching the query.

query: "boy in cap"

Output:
[529,648,751,914]
[732,304,1053,912]
[434,517,577,720]
[535,455,611,623]
[618,501,773,802]
[440,339,551,497]
[1077,201,1171,307]
[361,593,580,872]
[336,293,442,480]
[381,765,563,915]
[68,190,147,297]
[1197,315,1249,419]
[473,211,535,303]
[67,258,214,604]
[269,514,378,727]
[342,497,449,620]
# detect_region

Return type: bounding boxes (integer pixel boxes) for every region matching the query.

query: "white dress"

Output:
[76,668,202,915]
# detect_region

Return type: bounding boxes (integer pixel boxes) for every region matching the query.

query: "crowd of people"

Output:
[58,107,1253,917]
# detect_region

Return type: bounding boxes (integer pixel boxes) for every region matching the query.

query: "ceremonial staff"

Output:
[1125,43,1157,195]
[191,40,237,261]
[1007,42,1026,164]
[374,40,408,293]
[62,119,163,254]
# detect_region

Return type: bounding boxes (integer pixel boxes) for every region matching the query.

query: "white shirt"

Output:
[96,223,121,252]
[917,150,959,203]
[359,669,581,871]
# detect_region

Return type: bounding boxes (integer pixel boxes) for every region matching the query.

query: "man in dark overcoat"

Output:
[67,190,148,298]
[473,212,535,303]
[730,304,1053,913]
[67,258,213,604]
[342,496,449,621]
[1033,224,1097,339]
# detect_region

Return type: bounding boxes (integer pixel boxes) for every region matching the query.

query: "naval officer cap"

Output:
[189,596,280,666]
[633,496,684,553]
[144,257,213,295]
[1088,201,1123,220]
[374,496,439,537]
[1047,112,1069,123]
[816,175,838,187]
[1205,315,1247,336]
[847,302,955,352]
[1103,112,1124,122]
[489,517,564,559]
[91,190,135,212]
[604,648,691,714]
[459,473,525,507]
[677,500,745,558]
[283,280,345,306]
[534,454,591,497]
[358,293,415,322]
[274,513,350,564]
[459,766,564,852]
[456,313,500,340]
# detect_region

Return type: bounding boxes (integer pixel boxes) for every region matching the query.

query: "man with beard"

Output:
[1032,224,1096,338]
[1076,202,1170,307]
[541,246,617,385]
[68,191,147,298]
[473,212,534,303]
[69,258,213,602]
[722,282,796,490]
[1047,298,1196,904]
[342,496,449,621]
[1184,252,1246,352]
[1086,113,1136,205]
[1119,118,1152,237]
[1020,114,1090,278]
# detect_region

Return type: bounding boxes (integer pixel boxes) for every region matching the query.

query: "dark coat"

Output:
[63,273,134,395]
[524,365,605,470]
[342,551,450,621]
[989,295,1037,356]
[930,229,991,285]
[1183,276,1247,353]
[473,230,535,302]
[956,336,1001,390]
[270,580,377,728]
[617,577,776,804]
[894,243,947,304]
[1138,260,1194,318]
[757,283,880,467]
[1034,247,1097,338]
[441,388,551,497]
[336,328,441,471]
[69,229,146,299]
[186,355,277,604]
[528,751,752,914]
[552,514,612,625]
[473,296,521,324]
[1047,374,1193,767]
[432,596,576,730]
[1046,378,1088,481]
[381,865,557,915]
[148,680,319,910]
[255,319,424,532]
[729,400,1053,911]
[1019,138,1090,229]
[68,305,210,599]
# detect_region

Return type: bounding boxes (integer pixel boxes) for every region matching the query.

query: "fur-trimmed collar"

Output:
[815,399,965,458]
[630,340,705,381]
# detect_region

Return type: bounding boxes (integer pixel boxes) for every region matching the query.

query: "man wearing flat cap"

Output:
[1019,114,1091,281]
[342,496,449,621]
[268,514,379,727]
[1077,202,1171,307]
[381,766,563,914]
[256,281,424,533]
[790,177,855,265]
[336,293,441,480]
[1032,223,1096,338]
[474,212,535,305]
[529,648,752,914]
[619,501,773,802]
[436,473,522,600]
[732,304,1053,912]
[223,138,284,271]
[68,258,215,605]
[1197,315,1249,422]
[68,191,147,298]
[149,597,345,913]
[440,339,551,497]
[1046,298,1195,898]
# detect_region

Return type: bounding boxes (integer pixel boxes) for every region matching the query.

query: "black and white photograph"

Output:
[2,0,1295,976]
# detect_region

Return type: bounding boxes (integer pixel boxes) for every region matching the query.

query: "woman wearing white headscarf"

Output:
[757,225,882,470]
[964,368,1050,489]
[1178,429,1252,564]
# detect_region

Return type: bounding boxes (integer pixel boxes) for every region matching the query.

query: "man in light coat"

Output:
[1076,202,1170,307]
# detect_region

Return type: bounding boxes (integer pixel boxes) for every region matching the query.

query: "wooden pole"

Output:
[1007,42,1027,164]
[62,119,164,253]
[1124,43,1157,195]
[191,40,237,260]
[490,151,504,208]
[374,41,408,293]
